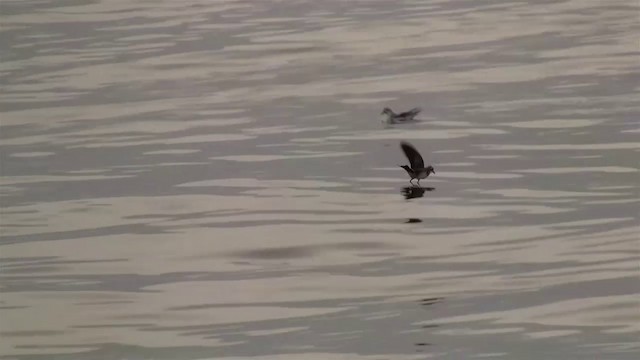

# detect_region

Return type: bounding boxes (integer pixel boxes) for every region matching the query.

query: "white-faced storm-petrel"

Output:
[399,141,435,186]
[381,107,421,124]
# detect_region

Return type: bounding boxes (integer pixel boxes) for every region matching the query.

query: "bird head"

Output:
[381,107,393,115]
[426,166,435,175]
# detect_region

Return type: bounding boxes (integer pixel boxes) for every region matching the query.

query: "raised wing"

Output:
[398,107,421,119]
[400,141,424,169]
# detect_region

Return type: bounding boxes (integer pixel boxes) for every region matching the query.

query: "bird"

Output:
[381,107,421,124]
[399,141,435,186]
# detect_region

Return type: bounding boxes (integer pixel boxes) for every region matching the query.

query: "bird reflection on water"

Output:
[402,186,434,223]
[413,297,443,352]
[401,186,434,200]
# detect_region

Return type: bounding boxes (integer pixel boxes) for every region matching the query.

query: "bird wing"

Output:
[400,141,424,169]
[398,107,421,118]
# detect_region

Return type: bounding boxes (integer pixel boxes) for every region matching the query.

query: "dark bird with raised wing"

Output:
[381,107,421,124]
[399,141,435,186]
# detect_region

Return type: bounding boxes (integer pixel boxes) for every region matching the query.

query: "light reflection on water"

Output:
[1,0,639,359]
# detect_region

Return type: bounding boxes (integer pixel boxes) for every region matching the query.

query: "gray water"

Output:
[1,0,639,359]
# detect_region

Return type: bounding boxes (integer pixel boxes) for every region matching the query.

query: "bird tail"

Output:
[406,107,421,118]
[399,165,413,175]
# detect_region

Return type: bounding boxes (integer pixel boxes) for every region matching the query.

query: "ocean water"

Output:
[1,0,639,359]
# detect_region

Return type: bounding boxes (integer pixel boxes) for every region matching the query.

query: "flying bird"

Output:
[381,107,421,124]
[399,141,435,186]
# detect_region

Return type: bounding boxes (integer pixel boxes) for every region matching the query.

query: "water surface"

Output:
[1,0,639,359]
